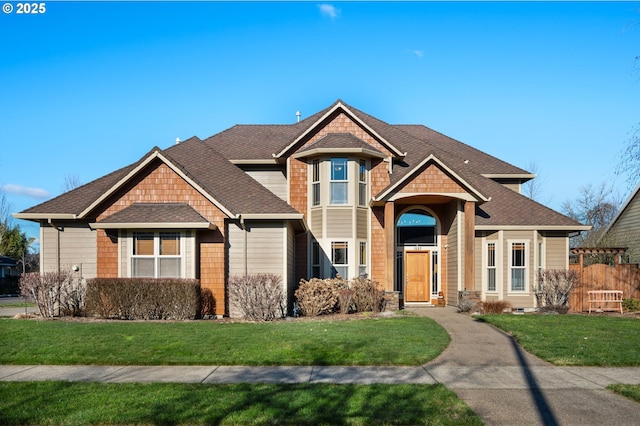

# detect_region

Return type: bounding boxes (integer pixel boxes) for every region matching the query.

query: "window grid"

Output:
[359,241,367,277]
[358,159,367,207]
[487,242,496,292]
[312,160,320,206]
[132,232,182,278]
[510,242,526,292]
[331,241,348,279]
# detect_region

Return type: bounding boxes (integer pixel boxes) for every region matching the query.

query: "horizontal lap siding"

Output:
[245,169,287,201]
[228,221,286,277]
[544,234,568,270]
[41,223,97,278]
[326,209,352,238]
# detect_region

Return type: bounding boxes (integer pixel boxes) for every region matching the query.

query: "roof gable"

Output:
[274,100,406,159]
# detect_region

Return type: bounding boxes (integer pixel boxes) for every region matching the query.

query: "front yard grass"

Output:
[609,384,640,404]
[0,315,449,366]
[480,314,640,366]
[0,381,482,426]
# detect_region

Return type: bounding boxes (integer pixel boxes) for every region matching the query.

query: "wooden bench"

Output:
[587,290,623,314]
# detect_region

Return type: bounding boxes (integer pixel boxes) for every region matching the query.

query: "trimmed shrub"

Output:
[200,288,216,318]
[228,274,284,321]
[481,300,512,314]
[19,270,84,318]
[350,277,384,313]
[295,277,346,317]
[85,278,200,320]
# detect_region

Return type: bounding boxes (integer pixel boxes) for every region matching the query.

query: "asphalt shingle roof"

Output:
[17,99,584,229]
[97,203,210,224]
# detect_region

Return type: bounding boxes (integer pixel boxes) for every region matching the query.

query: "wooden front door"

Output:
[405,251,430,302]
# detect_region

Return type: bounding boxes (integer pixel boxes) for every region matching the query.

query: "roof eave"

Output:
[475,225,592,231]
[89,222,217,230]
[291,147,387,159]
[13,213,77,221]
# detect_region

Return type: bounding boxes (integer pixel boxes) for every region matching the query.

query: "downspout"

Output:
[48,218,61,273]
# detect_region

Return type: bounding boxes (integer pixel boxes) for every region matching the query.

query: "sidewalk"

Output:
[2,306,640,425]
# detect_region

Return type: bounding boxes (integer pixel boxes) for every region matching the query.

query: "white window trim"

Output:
[331,240,349,279]
[128,231,186,279]
[358,159,368,207]
[330,158,349,206]
[483,240,499,294]
[311,159,320,207]
[508,240,529,294]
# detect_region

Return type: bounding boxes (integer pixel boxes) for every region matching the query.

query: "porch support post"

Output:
[464,201,475,291]
[384,201,395,292]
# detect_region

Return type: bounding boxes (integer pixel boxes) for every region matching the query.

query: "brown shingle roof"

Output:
[97,203,209,225]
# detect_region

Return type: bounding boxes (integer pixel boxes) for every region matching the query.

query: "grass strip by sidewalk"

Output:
[0,316,449,366]
[0,381,482,426]
[480,314,640,366]
[609,384,640,404]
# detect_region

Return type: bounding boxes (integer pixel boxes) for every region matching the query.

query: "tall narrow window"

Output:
[312,160,320,206]
[312,241,322,278]
[358,159,367,207]
[487,242,496,292]
[510,242,526,292]
[359,242,367,277]
[132,232,181,278]
[331,241,348,279]
[330,158,348,205]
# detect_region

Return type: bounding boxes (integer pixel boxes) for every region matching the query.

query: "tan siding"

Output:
[41,223,97,278]
[544,234,568,270]
[286,223,296,311]
[245,221,286,276]
[501,230,536,308]
[356,208,368,239]
[310,208,323,237]
[227,222,246,276]
[474,236,483,292]
[244,169,287,201]
[326,208,353,238]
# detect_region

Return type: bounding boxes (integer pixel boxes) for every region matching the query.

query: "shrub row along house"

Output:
[15,100,588,316]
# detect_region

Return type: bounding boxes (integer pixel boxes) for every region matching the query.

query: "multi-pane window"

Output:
[330,158,348,205]
[358,159,367,207]
[510,242,526,292]
[331,241,348,279]
[312,160,320,206]
[487,242,496,292]
[132,232,181,278]
[359,242,367,277]
[312,241,322,278]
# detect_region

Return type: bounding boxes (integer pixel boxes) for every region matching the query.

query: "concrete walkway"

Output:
[1,305,640,425]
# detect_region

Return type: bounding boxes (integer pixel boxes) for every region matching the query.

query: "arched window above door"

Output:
[397,209,437,246]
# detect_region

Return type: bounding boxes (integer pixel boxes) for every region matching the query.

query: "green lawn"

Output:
[0,381,482,426]
[0,315,449,366]
[480,314,640,366]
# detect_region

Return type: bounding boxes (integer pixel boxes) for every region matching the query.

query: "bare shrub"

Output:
[337,289,354,314]
[457,298,478,313]
[295,277,346,317]
[228,274,284,321]
[481,300,512,314]
[536,269,579,314]
[350,277,384,313]
[19,270,78,318]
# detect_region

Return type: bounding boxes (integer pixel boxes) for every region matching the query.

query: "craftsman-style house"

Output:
[15,100,588,316]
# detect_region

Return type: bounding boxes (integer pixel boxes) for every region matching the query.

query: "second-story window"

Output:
[312,160,320,206]
[330,158,348,205]
[358,159,367,207]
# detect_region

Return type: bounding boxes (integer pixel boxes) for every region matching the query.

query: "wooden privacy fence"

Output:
[568,248,640,313]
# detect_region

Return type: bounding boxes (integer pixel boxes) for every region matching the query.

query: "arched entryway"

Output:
[395,208,442,305]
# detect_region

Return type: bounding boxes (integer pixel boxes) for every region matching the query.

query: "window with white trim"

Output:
[311,159,320,206]
[487,242,497,292]
[330,158,348,205]
[510,241,527,292]
[331,241,348,279]
[359,241,367,277]
[132,232,182,278]
[358,159,367,207]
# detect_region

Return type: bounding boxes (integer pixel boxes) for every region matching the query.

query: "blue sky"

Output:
[2,1,639,248]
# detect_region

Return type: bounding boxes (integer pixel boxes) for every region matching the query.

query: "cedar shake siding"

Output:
[15,99,588,315]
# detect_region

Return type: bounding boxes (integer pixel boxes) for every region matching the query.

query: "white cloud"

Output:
[412,50,424,58]
[318,4,340,19]
[1,184,50,199]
